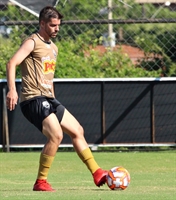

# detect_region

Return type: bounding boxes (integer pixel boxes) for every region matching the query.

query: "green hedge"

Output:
[1,34,166,79]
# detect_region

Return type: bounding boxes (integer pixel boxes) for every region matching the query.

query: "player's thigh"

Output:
[42,113,63,140]
[60,109,84,137]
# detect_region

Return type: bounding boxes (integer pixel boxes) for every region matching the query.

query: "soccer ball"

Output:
[106,166,130,190]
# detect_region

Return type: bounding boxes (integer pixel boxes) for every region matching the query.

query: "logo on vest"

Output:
[43,60,56,74]
[42,56,56,74]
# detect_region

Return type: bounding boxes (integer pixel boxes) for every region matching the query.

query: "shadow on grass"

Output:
[56,187,110,191]
[0,188,110,192]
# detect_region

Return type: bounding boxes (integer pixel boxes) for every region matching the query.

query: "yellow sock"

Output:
[37,154,54,180]
[78,148,100,174]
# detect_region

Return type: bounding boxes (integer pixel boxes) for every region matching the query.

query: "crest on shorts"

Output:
[42,101,50,109]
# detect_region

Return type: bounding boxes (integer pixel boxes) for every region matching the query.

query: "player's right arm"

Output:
[6,39,35,111]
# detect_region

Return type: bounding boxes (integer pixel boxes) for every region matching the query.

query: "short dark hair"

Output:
[39,6,63,23]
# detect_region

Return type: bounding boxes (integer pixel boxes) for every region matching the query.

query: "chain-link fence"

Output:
[0,1,176,149]
[0,0,176,77]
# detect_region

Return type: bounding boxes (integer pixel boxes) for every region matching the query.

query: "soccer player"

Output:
[6,6,107,191]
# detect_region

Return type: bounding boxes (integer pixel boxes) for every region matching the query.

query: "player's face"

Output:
[43,18,61,38]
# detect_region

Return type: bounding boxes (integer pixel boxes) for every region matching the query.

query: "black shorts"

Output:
[20,97,65,132]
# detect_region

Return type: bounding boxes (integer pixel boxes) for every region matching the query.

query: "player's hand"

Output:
[6,90,18,111]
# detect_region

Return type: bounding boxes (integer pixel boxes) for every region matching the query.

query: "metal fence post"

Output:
[150,82,155,144]
[3,87,10,152]
[101,81,106,144]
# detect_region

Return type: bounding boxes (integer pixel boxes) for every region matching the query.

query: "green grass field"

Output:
[0,151,175,200]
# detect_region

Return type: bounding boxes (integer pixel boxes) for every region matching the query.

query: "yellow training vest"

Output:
[20,33,58,102]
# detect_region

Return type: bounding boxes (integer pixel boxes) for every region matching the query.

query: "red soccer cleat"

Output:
[93,168,108,187]
[33,179,56,192]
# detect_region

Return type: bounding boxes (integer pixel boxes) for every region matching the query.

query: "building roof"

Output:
[0,0,9,4]
[0,0,57,16]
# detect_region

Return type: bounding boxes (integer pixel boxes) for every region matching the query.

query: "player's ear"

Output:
[40,20,45,28]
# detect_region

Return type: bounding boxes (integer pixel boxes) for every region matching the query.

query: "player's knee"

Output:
[76,124,84,138]
[49,132,63,146]
[55,132,63,144]
[44,126,63,143]
[80,125,84,135]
